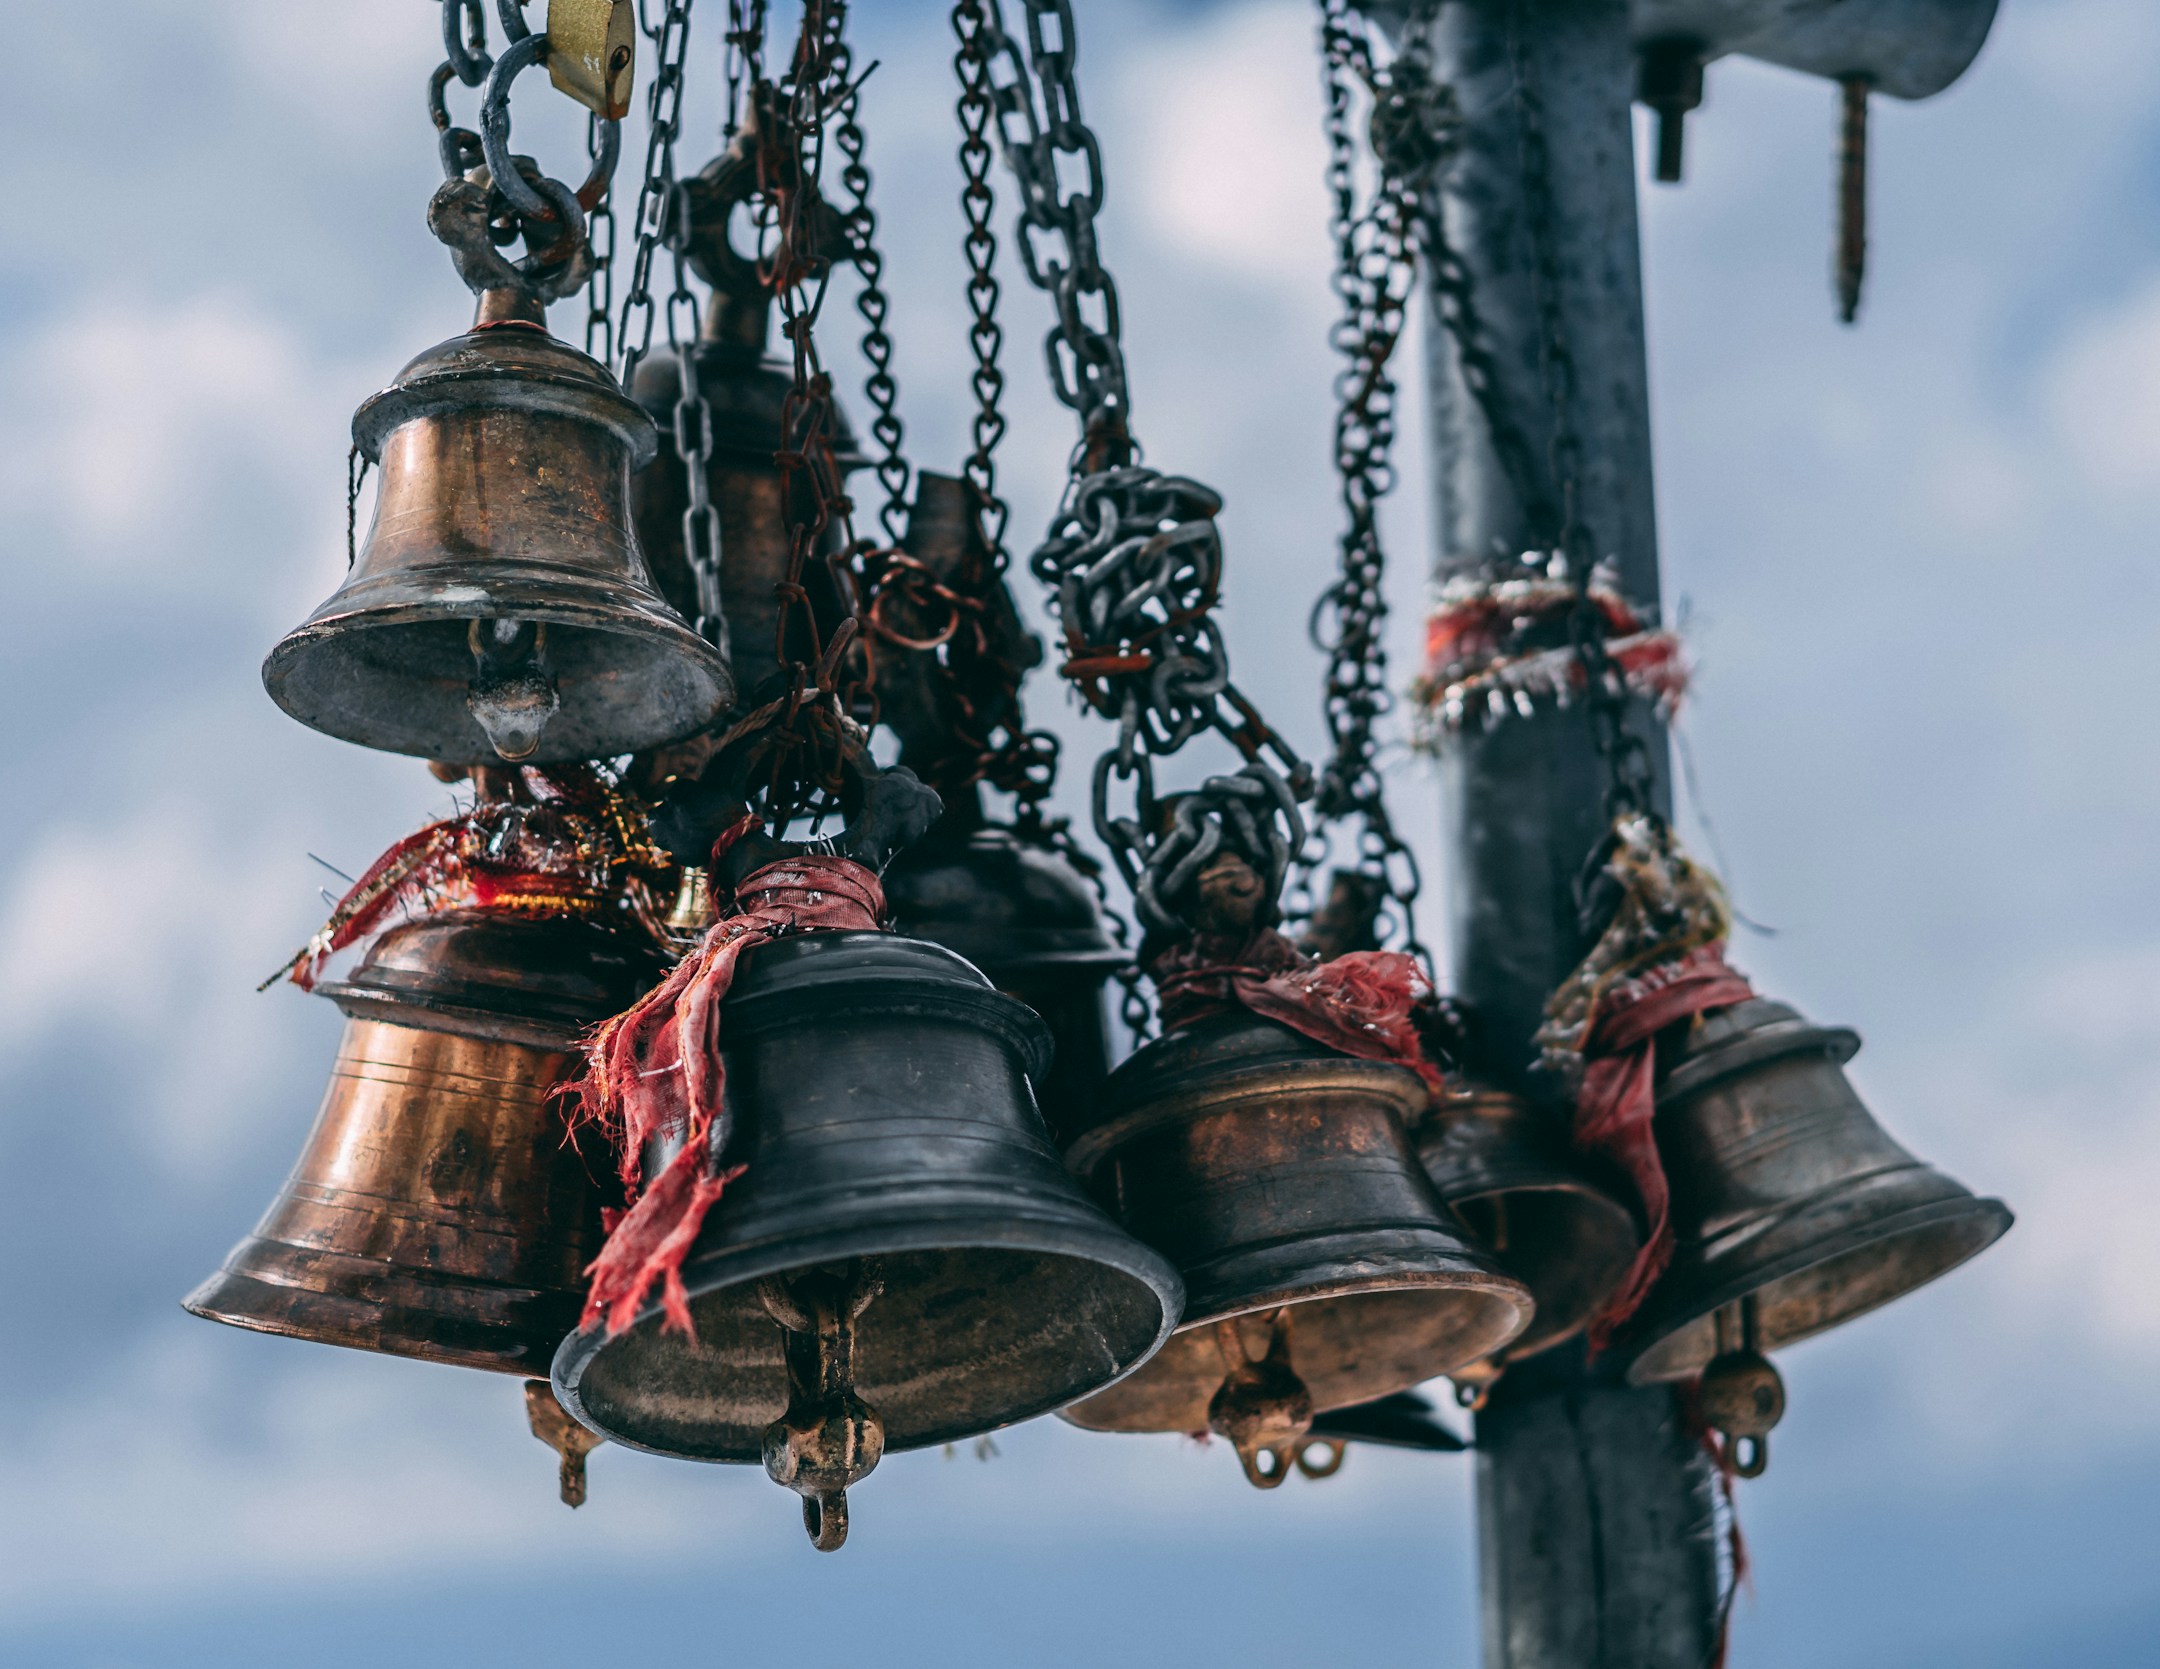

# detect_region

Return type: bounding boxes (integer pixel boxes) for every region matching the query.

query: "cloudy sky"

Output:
[1,0,2155,1663]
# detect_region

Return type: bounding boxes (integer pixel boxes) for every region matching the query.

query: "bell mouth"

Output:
[1449,1186,1641,1360]
[1060,1270,1531,1436]
[553,1218,1181,1462]
[265,592,732,765]
[183,1248,579,1378]
[1623,1184,2014,1384]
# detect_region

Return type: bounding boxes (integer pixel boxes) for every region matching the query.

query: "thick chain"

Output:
[976,0,1130,465]
[983,0,1307,942]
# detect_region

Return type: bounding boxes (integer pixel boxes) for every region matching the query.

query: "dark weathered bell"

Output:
[185,910,663,1374]
[551,931,1182,1480]
[1059,1012,1532,1480]
[881,796,1124,1147]
[265,322,732,763]
[1621,997,2012,1384]
[1418,1079,1640,1365]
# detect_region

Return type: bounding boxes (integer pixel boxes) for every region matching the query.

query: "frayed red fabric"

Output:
[563,855,885,1339]
[1575,942,1755,1351]
[1151,928,1443,1096]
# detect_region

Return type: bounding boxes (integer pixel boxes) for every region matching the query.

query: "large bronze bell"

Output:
[550,930,1183,1527]
[1059,1011,1532,1484]
[265,322,732,764]
[1419,1078,1639,1368]
[186,909,664,1374]
[882,793,1124,1147]
[1621,996,2012,1385]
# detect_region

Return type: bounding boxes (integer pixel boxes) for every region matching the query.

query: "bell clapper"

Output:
[1452,1357,1502,1411]
[467,618,562,762]
[524,1379,605,1508]
[1697,1297,1784,1480]
[759,1260,888,1551]
[1294,1439,1348,1481]
[1206,1309,1316,1490]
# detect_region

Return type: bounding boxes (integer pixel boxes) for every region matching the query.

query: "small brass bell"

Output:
[1418,1078,1640,1366]
[1059,1011,1532,1481]
[185,910,665,1374]
[265,322,732,763]
[550,930,1183,1539]
[1621,997,2012,1384]
[882,792,1124,1148]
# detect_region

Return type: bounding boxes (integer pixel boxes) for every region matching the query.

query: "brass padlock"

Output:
[546,0,636,121]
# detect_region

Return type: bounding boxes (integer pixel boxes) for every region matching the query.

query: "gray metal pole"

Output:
[1406,3,1721,1664]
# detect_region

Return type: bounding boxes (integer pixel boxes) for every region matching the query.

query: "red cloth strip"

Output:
[1575,942,1754,1351]
[564,855,886,1338]
[1151,928,1444,1096]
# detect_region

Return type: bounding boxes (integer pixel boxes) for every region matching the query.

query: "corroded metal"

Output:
[1418,1078,1639,1366]
[552,930,1182,1483]
[185,911,664,1374]
[1060,1011,1531,1475]
[265,323,731,763]
[1621,997,2012,1383]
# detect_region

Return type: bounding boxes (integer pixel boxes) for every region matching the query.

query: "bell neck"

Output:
[473,286,550,331]
[700,286,773,362]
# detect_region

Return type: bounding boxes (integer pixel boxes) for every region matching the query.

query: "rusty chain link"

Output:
[980,0,1310,944]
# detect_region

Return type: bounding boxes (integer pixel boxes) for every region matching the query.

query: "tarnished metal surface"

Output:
[1061,1012,1530,1440]
[630,340,863,707]
[1621,997,2012,1383]
[543,0,635,120]
[1419,1080,1639,1362]
[264,324,731,763]
[881,809,1125,1149]
[184,911,662,1375]
[1628,0,1997,101]
[552,931,1181,1465]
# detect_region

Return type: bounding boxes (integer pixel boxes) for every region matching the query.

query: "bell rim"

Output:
[315,985,591,1051]
[1064,1053,1429,1181]
[1655,1005,1863,1107]
[262,600,733,765]
[182,1258,570,1378]
[1169,1257,1533,1346]
[549,1205,1187,1460]
[1618,1191,2014,1384]
[354,328,660,470]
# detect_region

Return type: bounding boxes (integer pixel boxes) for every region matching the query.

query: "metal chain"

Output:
[584,112,618,362]
[981,0,1308,944]
[832,62,911,545]
[953,0,1010,558]
[616,0,698,393]
[976,0,1131,466]
[1298,0,1445,967]
[1499,9,1653,820]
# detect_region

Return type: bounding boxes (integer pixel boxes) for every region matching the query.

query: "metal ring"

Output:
[494,0,533,43]
[480,32,557,221]
[442,0,493,86]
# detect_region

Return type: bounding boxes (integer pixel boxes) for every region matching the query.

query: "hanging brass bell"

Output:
[265,322,732,764]
[184,909,664,1374]
[1058,1011,1532,1482]
[1418,1078,1640,1365]
[550,930,1183,1503]
[882,793,1124,1148]
[630,127,865,704]
[1620,997,2012,1384]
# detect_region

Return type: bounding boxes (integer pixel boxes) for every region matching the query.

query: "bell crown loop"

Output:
[353,325,658,469]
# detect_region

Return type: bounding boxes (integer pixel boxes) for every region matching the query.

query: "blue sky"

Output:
[0,1,2155,1663]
